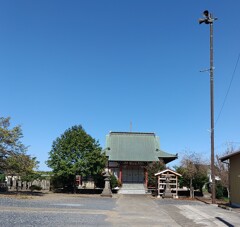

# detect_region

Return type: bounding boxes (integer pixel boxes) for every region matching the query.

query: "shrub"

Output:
[0,173,5,183]
[29,185,42,192]
[110,174,119,188]
[215,182,228,199]
[216,182,224,199]
[50,174,75,192]
[0,182,8,192]
[94,174,105,188]
[95,173,120,189]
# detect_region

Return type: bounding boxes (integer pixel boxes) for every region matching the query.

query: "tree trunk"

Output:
[190,178,194,198]
[227,187,230,199]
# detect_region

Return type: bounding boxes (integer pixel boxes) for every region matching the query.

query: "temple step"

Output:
[118,183,146,194]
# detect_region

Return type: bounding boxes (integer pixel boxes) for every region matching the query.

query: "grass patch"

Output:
[222,197,230,203]
[18,195,33,200]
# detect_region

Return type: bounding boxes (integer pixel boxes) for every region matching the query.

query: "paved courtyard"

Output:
[0,193,240,226]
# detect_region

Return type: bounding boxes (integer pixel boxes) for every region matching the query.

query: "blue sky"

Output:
[1,1,240,170]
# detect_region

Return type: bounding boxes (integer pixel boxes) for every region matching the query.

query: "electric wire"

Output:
[215,53,240,126]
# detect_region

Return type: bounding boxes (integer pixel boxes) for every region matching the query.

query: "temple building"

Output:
[103,132,177,188]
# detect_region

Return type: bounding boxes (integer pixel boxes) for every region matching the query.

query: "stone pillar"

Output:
[27,182,32,189]
[22,181,27,190]
[12,179,16,190]
[175,176,179,199]
[41,180,46,190]
[157,176,161,198]
[46,180,50,190]
[18,181,22,190]
[144,168,148,187]
[7,177,11,189]
[119,165,122,184]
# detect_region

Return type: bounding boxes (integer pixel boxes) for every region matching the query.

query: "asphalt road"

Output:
[0,193,240,226]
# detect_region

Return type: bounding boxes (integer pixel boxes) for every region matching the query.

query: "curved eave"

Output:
[160,156,178,164]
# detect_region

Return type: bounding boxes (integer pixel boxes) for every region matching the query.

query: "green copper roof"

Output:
[103,132,177,163]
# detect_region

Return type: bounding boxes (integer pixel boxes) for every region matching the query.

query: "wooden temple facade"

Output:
[103,132,178,188]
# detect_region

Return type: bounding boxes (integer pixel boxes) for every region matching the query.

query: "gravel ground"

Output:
[0,212,107,227]
[0,193,116,227]
[0,194,116,210]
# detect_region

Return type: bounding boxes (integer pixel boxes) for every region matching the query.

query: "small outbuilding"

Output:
[155,169,182,198]
[219,150,240,207]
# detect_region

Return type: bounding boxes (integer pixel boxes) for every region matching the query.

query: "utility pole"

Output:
[199,10,218,204]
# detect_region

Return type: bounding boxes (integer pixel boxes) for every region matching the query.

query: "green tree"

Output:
[6,154,39,179]
[146,161,165,188]
[0,172,5,183]
[0,116,27,170]
[175,151,208,198]
[5,153,39,191]
[46,125,107,192]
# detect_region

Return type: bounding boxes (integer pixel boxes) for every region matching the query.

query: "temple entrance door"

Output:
[122,166,144,183]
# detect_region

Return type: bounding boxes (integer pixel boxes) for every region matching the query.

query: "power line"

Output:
[215,53,240,126]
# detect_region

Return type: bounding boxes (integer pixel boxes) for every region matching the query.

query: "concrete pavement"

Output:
[107,195,182,226]
[107,195,240,226]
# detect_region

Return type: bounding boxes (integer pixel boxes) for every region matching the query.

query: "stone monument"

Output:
[162,172,173,198]
[101,171,112,197]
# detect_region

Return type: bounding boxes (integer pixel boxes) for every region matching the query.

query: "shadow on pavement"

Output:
[216,217,234,227]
